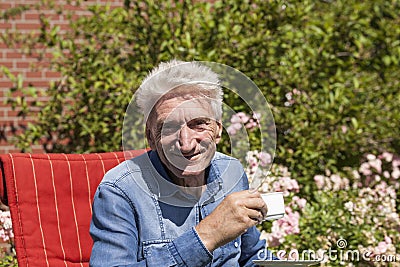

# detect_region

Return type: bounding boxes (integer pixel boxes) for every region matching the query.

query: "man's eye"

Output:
[162,123,180,134]
[189,119,210,130]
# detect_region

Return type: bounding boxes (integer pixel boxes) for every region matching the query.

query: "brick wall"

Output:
[0,0,125,154]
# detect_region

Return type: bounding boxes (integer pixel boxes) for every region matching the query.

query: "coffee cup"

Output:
[261,192,285,221]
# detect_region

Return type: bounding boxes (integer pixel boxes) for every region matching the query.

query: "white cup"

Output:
[261,192,285,221]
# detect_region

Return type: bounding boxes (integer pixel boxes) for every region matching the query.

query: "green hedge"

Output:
[4,0,399,182]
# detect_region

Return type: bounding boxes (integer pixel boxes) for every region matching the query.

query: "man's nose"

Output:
[178,125,196,153]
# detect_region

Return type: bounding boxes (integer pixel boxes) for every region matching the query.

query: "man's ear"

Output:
[215,120,223,144]
[146,126,157,150]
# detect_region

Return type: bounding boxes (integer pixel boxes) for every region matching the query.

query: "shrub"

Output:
[2,0,399,178]
[258,152,400,266]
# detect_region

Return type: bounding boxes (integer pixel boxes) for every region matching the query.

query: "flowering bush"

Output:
[226,112,260,136]
[233,110,400,266]
[0,211,13,243]
[251,151,400,266]
[0,210,16,266]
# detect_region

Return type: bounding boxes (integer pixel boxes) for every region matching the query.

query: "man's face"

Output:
[146,94,222,180]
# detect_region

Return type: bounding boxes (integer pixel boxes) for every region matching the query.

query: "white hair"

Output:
[135,59,223,120]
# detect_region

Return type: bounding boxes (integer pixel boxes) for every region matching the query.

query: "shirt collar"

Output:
[147,150,223,205]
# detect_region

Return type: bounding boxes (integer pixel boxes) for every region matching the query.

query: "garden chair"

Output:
[0,150,146,267]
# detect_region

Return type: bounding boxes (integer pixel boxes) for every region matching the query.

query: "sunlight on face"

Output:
[147,92,222,180]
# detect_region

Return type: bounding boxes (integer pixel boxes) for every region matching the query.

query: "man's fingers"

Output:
[244,197,267,210]
[243,197,268,221]
[246,190,262,198]
[247,208,264,223]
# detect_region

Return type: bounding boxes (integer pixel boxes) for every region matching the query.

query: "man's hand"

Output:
[195,190,267,252]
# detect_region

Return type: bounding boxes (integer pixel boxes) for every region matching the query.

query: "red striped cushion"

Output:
[0,150,146,267]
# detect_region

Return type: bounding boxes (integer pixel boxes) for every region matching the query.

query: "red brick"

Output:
[2,90,24,98]
[1,43,22,49]
[26,71,43,78]
[0,61,13,68]
[16,62,31,68]
[48,14,64,21]
[15,1,41,5]
[24,13,41,20]
[0,3,12,9]
[23,81,50,87]
[34,61,51,69]
[45,71,60,78]
[0,81,13,87]
[5,110,21,117]
[29,52,53,59]
[32,147,45,154]
[15,23,42,30]
[56,24,71,31]
[0,23,12,30]
[5,52,23,59]
[60,4,86,11]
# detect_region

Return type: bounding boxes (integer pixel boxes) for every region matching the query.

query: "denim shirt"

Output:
[90,151,274,266]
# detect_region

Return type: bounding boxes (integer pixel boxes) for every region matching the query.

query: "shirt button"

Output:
[234,241,239,248]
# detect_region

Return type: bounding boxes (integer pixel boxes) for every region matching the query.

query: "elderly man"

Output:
[90,60,274,266]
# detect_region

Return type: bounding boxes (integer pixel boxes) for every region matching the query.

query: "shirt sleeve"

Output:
[89,183,213,267]
[238,225,278,266]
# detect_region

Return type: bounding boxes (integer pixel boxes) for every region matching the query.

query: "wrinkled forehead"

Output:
[156,95,214,124]
[150,86,216,123]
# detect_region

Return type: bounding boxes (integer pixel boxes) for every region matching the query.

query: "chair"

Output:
[0,150,146,267]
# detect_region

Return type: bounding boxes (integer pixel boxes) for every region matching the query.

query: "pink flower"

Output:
[245,120,258,129]
[297,199,307,209]
[381,152,393,162]
[228,112,259,134]
[292,196,307,210]
[258,152,272,167]
[253,112,261,121]
[359,162,372,176]
[237,112,250,123]
[392,158,400,168]
[230,112,250,124]
[273,177,299,196]
[267,207,301,247]
[384,236,392,244]
[233,122,242,130]
[344,201,354,212]
[375,241,388,254]
[330,174,342,190]
[392,168,400,179]
[226,125,237,135]
[314,175,325,189]
[292,88,301,95]
[0,210,13,242]
[368,158,382,173]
